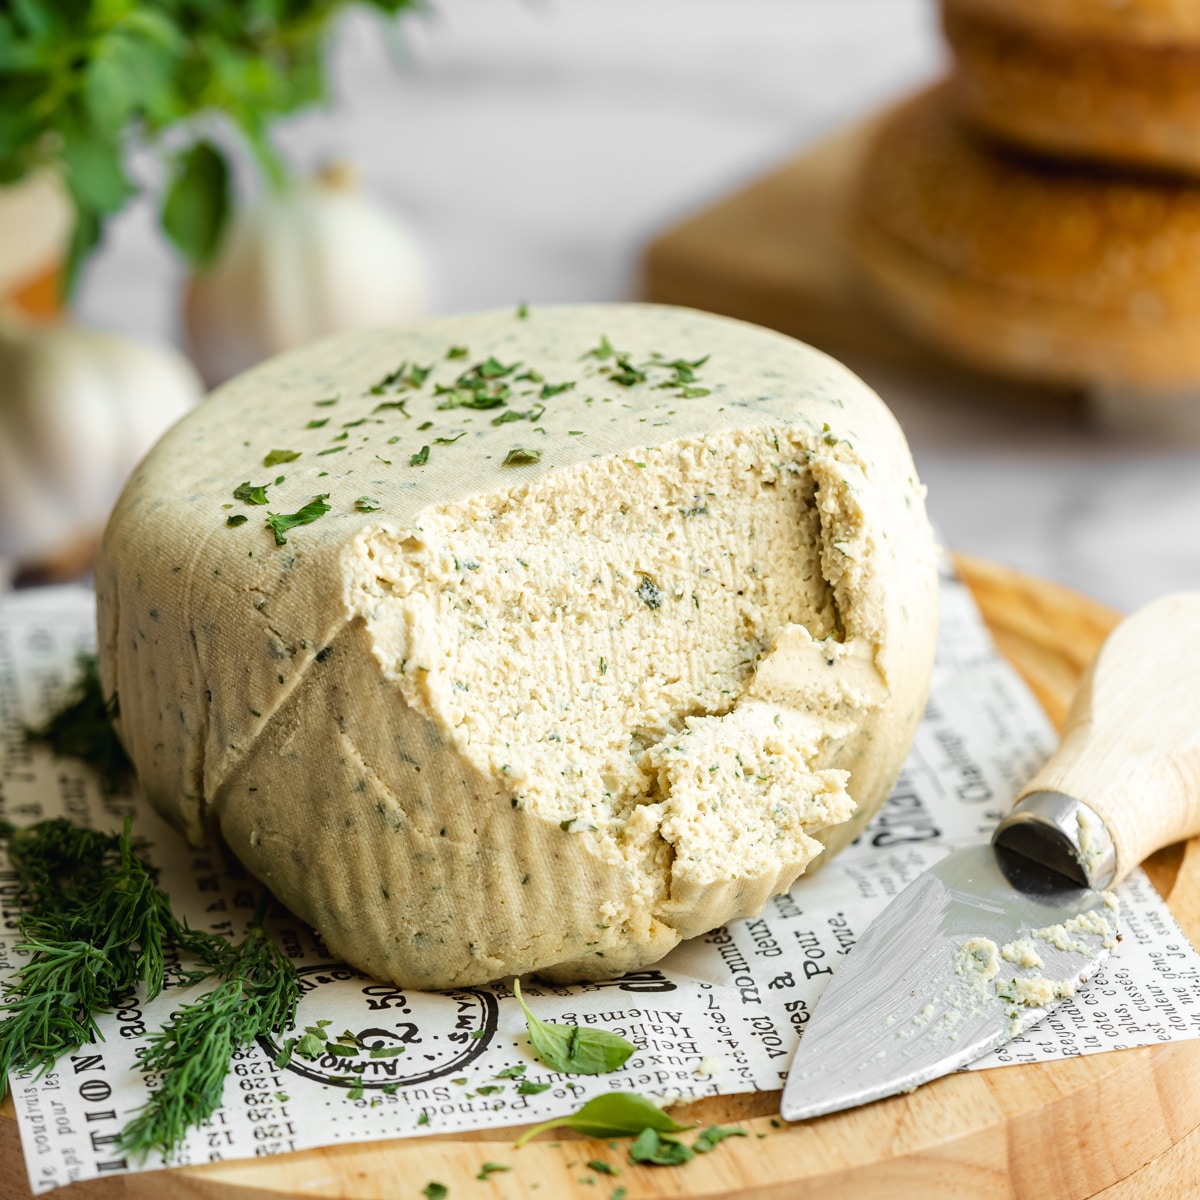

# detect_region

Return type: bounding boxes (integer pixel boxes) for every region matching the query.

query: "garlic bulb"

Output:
[183,163,430,385]
[0,314,203,566]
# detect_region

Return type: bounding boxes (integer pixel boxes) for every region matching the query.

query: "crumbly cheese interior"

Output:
[348,429,873,947]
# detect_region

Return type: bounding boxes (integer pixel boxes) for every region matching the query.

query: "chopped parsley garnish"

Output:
[679,386,710,399]
[495,1064,526,1078]
[411,445,430,467]
[478,1161,511,1180]
[517,1079,551,1095]
[516,301,529,319]
[583,334,616,360]
[421,1184,447,1200]
[540,381,575,398]
[354,497,381,513]
[262,448,300,467]
[503,447,541,465]
[226,514,248,527]
[370,361,432,393]
[609,357,647,387]
[474,356,519,380]
[693,1124,748,1153]
[265,494,331,545]
[373,399,410,416]
[491,404,544,426]
[435,386,507,411]
[588,1160,619,1175]
[446,345,469,359]
[314,397,339,407]
[233,481,271,505]
[306,418,329,429]
[316,445,346,456]
[433,432,466,445]
[369,1044,405,1058]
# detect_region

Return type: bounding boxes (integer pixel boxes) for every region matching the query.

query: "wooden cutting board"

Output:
[4,555,1200,1200]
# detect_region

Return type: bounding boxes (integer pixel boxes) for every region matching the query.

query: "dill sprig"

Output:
[0,817,179,1085]
[22,653,131,785]
[118,909,300,1159]
[0,818,300,1160]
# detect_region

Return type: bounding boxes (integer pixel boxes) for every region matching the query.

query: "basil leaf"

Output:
[265,494,330,546]
[514,1091,692,1148]
[693,1124,747,1152]
[512,979,634,1075]
[630,1127,694,1166]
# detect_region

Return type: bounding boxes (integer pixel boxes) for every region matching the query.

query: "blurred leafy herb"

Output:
[0,0,420,289]
[23,652,130,784]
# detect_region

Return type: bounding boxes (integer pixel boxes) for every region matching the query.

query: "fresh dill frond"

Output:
[118,914,300,1159]
[0,818,300,1160]
[0,817,179,1086]
[22,653,131,784]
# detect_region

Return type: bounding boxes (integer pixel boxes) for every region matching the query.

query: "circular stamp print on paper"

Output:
[257,964,499,1089]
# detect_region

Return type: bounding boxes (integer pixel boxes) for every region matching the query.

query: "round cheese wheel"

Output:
[97,304,937,988]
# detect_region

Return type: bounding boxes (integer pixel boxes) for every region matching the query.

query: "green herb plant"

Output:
[0,0,420,289]
[512,978,636,1076]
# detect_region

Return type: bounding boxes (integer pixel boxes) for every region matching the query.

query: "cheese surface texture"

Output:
[97,304,937,988]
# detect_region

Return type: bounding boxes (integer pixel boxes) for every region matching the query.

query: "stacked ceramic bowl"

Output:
[849,0,1200,421]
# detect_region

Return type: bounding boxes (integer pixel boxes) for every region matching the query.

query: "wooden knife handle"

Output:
[1015,593,1200,885]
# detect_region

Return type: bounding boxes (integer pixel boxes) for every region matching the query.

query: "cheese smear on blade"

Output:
[96,304,938,988]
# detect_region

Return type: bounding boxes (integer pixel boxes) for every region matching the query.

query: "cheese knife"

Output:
[780,593,1200,1122]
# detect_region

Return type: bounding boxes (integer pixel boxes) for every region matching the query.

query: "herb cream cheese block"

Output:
[96,304,937,988]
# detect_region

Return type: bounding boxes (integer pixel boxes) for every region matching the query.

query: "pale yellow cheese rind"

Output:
[96,303,937,987]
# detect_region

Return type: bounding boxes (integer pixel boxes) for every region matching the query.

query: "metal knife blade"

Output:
[779,838,1116,1122]
[781,590,1200,1123]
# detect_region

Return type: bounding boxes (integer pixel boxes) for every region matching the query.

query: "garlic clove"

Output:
[184,163,430,385]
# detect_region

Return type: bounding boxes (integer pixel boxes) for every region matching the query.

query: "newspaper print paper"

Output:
[3,567,1199,1193]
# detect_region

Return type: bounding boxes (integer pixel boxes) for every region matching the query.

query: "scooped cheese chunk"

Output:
[96,304,937,988]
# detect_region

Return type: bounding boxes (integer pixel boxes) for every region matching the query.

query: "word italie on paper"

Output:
[2,569,1200,1194]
